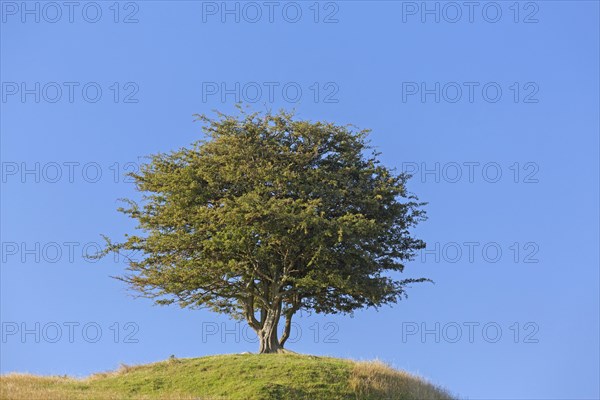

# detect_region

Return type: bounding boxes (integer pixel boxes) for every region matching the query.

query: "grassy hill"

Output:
[0,353,455,400]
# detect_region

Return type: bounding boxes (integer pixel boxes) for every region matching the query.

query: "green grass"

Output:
[1,353,456,400]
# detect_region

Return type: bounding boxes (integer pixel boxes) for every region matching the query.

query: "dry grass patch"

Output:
[350,360,454,400]
[0,373,204,400]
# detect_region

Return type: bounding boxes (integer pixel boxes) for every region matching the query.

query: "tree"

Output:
[99,108,428,353]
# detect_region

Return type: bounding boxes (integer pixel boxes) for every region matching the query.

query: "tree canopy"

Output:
[99,108,428,353]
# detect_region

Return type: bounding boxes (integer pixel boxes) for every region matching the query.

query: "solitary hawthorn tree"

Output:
[99,109,428,353]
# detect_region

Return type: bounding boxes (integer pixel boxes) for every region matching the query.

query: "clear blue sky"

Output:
[1,2,599,399]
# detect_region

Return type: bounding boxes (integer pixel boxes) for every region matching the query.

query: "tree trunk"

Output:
[257,304,283,353]
[258,329,282,353]
[246,291,301,353]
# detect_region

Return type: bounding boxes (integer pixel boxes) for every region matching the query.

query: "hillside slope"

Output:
[0,353,455,400]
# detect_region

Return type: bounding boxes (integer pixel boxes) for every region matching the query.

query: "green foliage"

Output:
[98,108,428,350]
